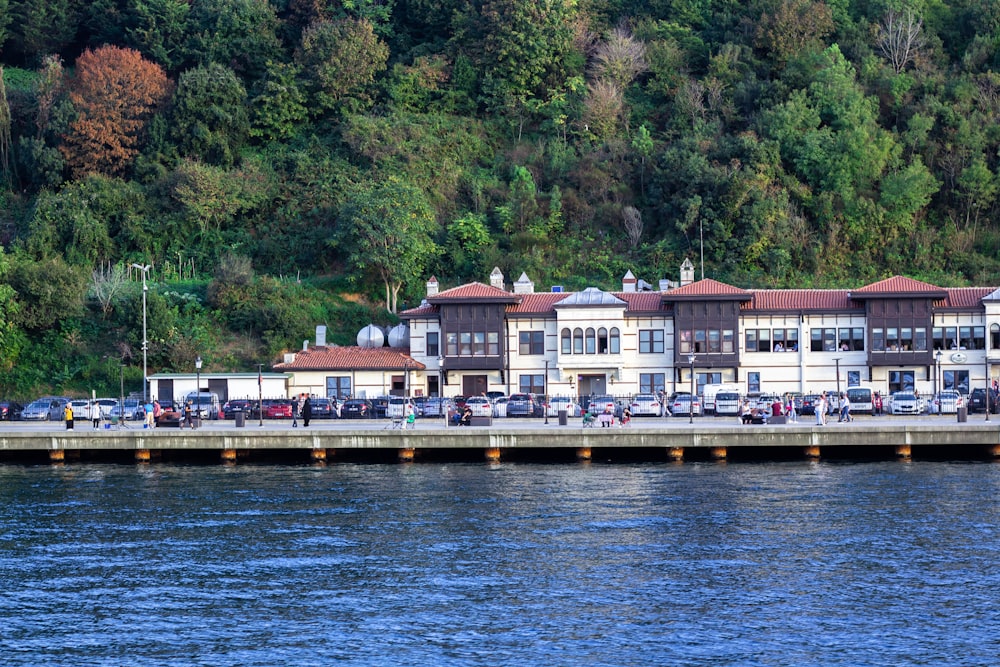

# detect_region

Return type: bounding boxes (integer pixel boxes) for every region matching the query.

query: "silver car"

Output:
[22,397,71,421]
[889,392,922,415]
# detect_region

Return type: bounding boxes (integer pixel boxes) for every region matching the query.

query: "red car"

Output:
[263,399,293,419]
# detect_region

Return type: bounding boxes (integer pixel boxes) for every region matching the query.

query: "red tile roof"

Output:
[939,287,994,309]
[274,346,425,371]
[745,290,862,312]
[428,282,520,302]
[851,276,948,296]
[400,302,437,318]
[507,292,567,315]
[617,292,670,313]
[663,278,751,299]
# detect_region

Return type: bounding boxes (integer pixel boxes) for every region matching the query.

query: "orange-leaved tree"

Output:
[60,46,173,178]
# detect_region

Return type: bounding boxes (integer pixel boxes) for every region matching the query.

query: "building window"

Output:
[519,331,544,355]
[887,328,899,350]
[445,331,499,357]
[427,332,439,357]
[723,330,734,353]
[610,328,620,353]
[992,324,1000,350]
[561,328,571,354]
[597,328,609,354]
[519,374,545,394]
[326,376,351,399]
[914,328,927,351]
[679,330,691,354]
[746,329,770,352]
[573,328,584,354]
[585,328,597,354]
[639,329,664,353]
[640,373,665,394]
[748,372,760,393]
[872,328,884,351]
[943,370,970,394]
[838,328,865,351]
[974,326,985,350]
[708,330,721,353]
[889,370,915,393]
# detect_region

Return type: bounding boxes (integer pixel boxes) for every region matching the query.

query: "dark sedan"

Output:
[799,394,820,416]
[340,399,374,419]
[309,398,336,419]
[0,400,23,420]
[222,399,252,419]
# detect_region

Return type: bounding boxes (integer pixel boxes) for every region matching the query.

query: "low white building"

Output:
[147,372,290,404]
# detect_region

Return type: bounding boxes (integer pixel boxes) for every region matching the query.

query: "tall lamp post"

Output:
[438,356,446,427]
[544,359,549,425]
[257,363,264,427]
[130,264,150,403]
[986,355,991,423]
[195,355,202,420]
[688,353,696,424]
[935,350,942,416]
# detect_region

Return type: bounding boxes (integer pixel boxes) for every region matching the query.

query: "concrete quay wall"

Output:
[2,424,999,461]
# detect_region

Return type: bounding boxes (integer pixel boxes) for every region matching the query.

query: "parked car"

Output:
[929,390,963,414]
[713,391,742,417]
[309,397,336,419]
[340,398,374,419]
[23,397,72,421]
[671,394,702,417]
[491,396,508,417]
[507,393,544,417]
[421,397,451,417]
[69,399,95,421]
[629,393,662,417]
[967,388,998,414]
[263,399,293,419]
[547,396,582,417]
[889,391,923,415]
[465,396,494,417]
[222,399,253,419]
[109,399,144,421]
[0,400,23,420]
[185,391,221,420]
[589,395,621,418]
[371,396,390,418]
[799,394,820,416]
[387,396,416,419]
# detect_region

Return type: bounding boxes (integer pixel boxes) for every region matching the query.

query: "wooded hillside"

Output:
[1,0,999,396]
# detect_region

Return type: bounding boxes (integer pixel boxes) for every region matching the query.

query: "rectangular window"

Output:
[914,328,927,352]
[519,331,544,355]
[811,329,823,352]
[943,370,970,394]
[708,330,721,353]
[723,330,734,353]
[773,329,784,351]
[960,326,973,350]
[679,330,691,354]
[933,327,944,350]
[326,376,351,399]
[946,326,958,349]
[824,328,837,351]
[446,333,458,356]
[519,374,545,394]
[900,327,913,351]
[748,372,760,394]
[786,329,799,351]
[460,332,472,356]
[487,332,500,356]
[872,328,884,351]
[887,328,899,351]
[639,329,665,353]
[694,330,706,353]
[847,370,860,386]
[473,332,485,356]
[973,326,986,350]
[852,327,864,351]
[427,332,439,357]
[640,373,666,394]
[745,330,757,353]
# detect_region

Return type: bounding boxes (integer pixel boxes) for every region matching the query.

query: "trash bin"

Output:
[957,406,968,423]
[558,409,568,426]
[234,410,245,427]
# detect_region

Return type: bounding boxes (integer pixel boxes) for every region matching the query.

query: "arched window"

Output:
[561,328,572,354]
[585,328,596,354]
[573,328,584,354]
[992,324,1000,350]
[609,328,620,354]
[597,328,609,354]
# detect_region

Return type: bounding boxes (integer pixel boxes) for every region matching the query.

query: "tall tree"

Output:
[333,175,439,313]
[295,18,389,115]
[60,46,173,178]
[170,63,249,167]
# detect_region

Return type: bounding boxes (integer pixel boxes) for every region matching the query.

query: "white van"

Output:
[387,396,414,419]
[845,387,874,415]
[185,391,221,419]
[701,384,741,415]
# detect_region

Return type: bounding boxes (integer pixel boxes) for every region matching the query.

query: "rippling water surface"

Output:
[1,460,998,666]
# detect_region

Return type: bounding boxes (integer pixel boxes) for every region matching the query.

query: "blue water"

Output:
[0,461,997,666]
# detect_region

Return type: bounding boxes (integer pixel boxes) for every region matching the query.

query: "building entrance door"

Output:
[578,375,607,396]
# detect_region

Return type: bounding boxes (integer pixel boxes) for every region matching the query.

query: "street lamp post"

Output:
[195,355,202,423]
[438,356,446,428]
[833,357,841,396]
[544,360,549,425]
[986,356,991,423]
[688,353,696,424]
[130,264,150,403]
[257,363,264,427]
[935,350,942,416]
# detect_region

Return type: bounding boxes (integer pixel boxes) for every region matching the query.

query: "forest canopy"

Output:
[2,0,1000,396]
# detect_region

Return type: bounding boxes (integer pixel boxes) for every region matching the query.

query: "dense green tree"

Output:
[249,61,308,142]
[5,0,80,65]
[170,63,249,167]
[125,0,192,71]
[295,18,389,115]
[6,252,88,331]
[333,175,440,313]
[184,0,281,79]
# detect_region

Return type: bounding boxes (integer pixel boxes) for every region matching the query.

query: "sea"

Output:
[0,460,997,666]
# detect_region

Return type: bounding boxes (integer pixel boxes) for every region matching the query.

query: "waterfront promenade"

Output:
[2,413,999,464]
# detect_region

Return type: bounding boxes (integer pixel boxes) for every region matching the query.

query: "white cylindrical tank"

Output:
[387,324,410,348]
[357,324,385,348]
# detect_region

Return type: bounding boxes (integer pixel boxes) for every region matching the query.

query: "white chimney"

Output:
[622,270,637,292]
[426,276,439,297]
[283,353,296,363]
[316,325,327,347]
[513,272,534,294]
[303,339,309,351]
[680,258,695,286]
[490,267,505,290]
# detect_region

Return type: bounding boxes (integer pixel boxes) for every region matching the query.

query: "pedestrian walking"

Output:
[816,393,826,426]
[291,395,299,427]
[302,395,312,427]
